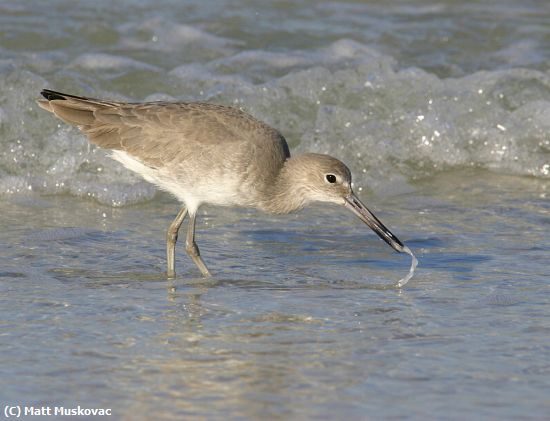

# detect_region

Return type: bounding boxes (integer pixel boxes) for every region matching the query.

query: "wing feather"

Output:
[38,89,290,170]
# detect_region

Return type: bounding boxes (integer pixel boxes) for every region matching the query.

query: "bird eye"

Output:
[325,174,337,184]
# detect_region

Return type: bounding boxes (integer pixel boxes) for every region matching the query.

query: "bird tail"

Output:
[36,89,117,127]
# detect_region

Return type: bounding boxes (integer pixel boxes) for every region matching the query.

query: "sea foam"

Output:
[1,35,548,206]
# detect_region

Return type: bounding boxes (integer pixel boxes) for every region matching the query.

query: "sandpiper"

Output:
[38,89,415,283]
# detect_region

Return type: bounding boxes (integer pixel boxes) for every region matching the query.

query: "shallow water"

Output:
[1,0,550,419]
[2,171,549,419]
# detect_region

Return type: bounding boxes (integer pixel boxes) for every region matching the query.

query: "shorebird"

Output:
[37,89,412,280]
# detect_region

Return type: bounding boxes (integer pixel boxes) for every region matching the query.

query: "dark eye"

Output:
[325,174,337,184]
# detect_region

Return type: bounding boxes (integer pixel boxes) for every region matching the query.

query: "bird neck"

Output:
[259,156,310,214]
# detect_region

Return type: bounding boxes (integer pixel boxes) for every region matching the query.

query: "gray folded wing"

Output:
[37,90,277,169]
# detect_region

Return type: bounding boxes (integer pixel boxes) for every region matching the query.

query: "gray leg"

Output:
[166,207,188,278]
[186,212,211,277]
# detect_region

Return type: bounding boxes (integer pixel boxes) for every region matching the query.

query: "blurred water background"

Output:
[1,0,549,419]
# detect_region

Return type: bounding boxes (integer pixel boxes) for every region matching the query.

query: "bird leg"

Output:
[185,212,211,277]
[166,207,188,278]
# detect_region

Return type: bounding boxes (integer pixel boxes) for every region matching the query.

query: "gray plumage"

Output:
[38,89,405,278]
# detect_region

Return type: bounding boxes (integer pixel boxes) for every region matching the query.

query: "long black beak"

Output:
[344,192,404,252]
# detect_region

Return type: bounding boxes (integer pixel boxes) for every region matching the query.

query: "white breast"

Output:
[110,150,243,213]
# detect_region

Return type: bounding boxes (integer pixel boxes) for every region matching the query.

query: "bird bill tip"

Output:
[344,193,405,253]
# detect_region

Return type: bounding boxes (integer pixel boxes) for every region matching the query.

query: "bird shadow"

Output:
[47,266,404,291]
